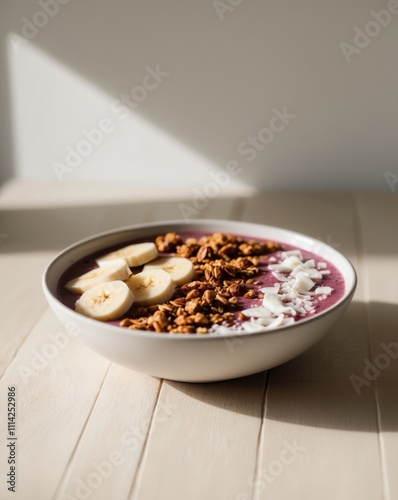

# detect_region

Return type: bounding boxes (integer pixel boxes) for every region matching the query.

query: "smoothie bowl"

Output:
[42,220,356,382]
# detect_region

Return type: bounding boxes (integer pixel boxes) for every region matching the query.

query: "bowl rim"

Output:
[42,218,357,341]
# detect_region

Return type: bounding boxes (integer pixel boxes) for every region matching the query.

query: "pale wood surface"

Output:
[0,181,397,500]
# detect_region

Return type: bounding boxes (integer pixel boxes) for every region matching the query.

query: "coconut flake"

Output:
[235,245,337,334]
[268,264,292,272]
[314,286,333,295]
[263,293,297,316]
[304,302,315,312]
[272,272,291,282]
[241,306,271,318]
[262,314,285,329]
[281,250,303,260]
[292,272,315,292]
[252,316,275,327]
[242,321,265,332]
[282,317,295,327]
[282,256,303,270]
[261,284,281,294]
[291,265,323,280]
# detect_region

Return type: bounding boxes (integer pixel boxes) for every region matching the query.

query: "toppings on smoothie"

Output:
[96,242,158,267]
[119,232,281,333]
[75,281,134,322]
[65,259,132,294]
[237,249,336,333]
[143,256,195,286]
[59,231,343,333]
[125,269,175,306]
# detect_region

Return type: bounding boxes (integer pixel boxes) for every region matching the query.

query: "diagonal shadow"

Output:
[3,1,396,191]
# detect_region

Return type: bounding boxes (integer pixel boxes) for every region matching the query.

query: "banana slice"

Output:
[75,280,135,321]
[96,242,158,267]
[65,259,132,294]
[126,269,175,306]
[143,256,195,286]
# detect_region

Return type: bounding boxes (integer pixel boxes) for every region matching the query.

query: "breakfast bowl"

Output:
[42,219,357,382]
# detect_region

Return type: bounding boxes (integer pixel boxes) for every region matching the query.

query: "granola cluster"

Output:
[120,232,282,334]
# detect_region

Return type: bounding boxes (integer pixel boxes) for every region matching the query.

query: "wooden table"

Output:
[0,180,397,500]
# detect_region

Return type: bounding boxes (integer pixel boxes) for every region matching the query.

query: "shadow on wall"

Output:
[1,0,398,188]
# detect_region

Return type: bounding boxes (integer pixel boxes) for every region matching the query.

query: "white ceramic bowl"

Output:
[42,219,357,382]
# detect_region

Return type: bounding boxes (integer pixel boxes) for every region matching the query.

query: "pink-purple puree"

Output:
[57,231,345,329]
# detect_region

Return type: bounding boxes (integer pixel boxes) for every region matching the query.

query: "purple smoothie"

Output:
[57,231,345,331]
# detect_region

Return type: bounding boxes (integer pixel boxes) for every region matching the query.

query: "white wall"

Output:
[1,0,397,190]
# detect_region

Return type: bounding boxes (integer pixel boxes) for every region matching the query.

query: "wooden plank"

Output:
[0,309,110,500]
[132,373,267,500]
[356,194,398,378]
[253,381,382,500]
[270,300,371,383]
[0,252,51,378]
[56,366,161,500]
[356,194,398,500]
[375,382,398,500]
